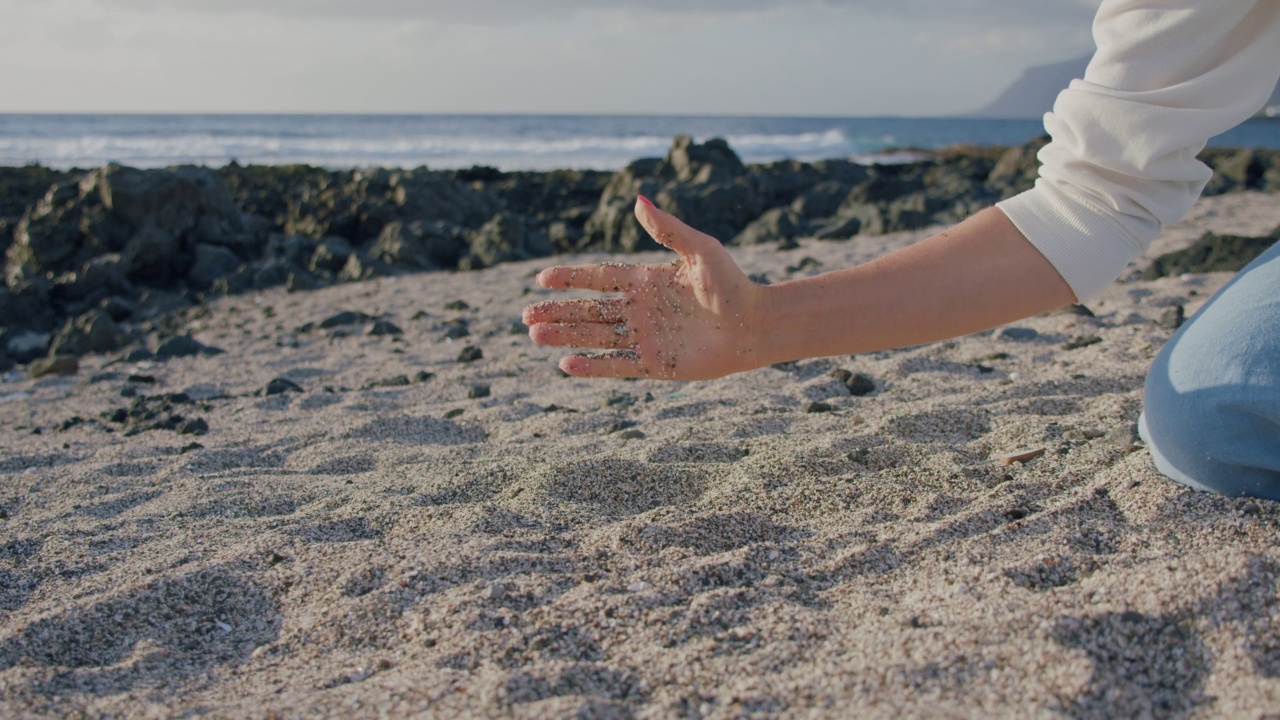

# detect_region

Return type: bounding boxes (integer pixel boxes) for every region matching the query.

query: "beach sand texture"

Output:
[3,191,1280,719]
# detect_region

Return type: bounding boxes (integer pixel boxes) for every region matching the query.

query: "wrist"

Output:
[735,281,789,372]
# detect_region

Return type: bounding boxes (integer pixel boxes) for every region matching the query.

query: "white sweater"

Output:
[996,0,1280,301]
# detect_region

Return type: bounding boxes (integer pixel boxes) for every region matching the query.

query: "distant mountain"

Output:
[972,54,1280,120]
[968,56,1091,119]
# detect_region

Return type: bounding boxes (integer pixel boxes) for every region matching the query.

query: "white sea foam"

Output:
[6,113,1267,171]
[0,129,859,171]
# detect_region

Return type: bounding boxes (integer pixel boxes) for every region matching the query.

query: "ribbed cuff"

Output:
[997,183,1146,301]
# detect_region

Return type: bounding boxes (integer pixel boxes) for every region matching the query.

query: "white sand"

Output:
[2,191,1280,718]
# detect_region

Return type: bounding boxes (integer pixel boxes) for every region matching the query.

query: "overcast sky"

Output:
[0,0,1102,116]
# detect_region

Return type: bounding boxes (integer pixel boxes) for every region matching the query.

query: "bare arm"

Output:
[753,205,1075,366]
[523,197,1075,380]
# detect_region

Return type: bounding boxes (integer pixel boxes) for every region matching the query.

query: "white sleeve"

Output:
[996,0,1280,301]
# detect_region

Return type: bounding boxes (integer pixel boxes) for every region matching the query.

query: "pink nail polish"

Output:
[637,194,655,208]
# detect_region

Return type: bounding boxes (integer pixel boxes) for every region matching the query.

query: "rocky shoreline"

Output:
[2,137,1279,374]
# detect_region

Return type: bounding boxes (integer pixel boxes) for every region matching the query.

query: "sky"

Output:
[0,0,1103,116]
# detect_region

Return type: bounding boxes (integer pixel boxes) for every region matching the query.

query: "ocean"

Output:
[2,114,1279,172]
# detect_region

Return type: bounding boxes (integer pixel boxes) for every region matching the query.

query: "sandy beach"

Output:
[2,189,1280,718]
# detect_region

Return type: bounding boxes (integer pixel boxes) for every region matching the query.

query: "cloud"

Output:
[76,0,1102,26]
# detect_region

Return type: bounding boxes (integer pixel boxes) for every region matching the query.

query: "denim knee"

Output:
[1139,241,1280,500]
[1141,368,1280,500]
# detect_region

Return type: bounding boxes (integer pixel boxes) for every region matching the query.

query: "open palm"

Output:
[523,197,767,380]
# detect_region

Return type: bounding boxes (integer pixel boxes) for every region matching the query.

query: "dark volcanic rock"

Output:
[1063,335,1102,351]
[372,220,465,271]
[99,295,137,322]
[454,168,610,224]
[1200,148,1273,196]
[280,167,498,243]
[1141,229,1279,280]
[309,236,354,273]
[0,166,72,227]
[7,165,248,287]
[29,355,78,378]
[996,327,1040,342]
[187,243,243,289]
[789,180,855,219]
[4,329,50,363]
[1158,305,1186,330]
[986,136,1049,199]
[460,213,553,270]
[364,375,411,390]
[50,308,121,356]
[583,136,761,252]
[319,311,372,329]
[337,252,392,282]
[832,369,877,397]
[441,319,470,340]
[2,138,1274,362]
[0,283,57,335]
[155,335,224,360]
[812,215,864,241]
[104,393,207,436]
[368,320,402,337]
[733,207,807,246]
[263,378,304,395]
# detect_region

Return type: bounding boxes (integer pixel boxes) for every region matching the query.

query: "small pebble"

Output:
[468,384,490,399]
[1106,423,1141,451]
[368,320,403,337]
[262,378,303,396]
[998,447,1046,465]
[156,336,222,360]
[458,346,483,363]
[318,311,371,329]
[1158,305,1186,330]
[607,420,638,434]
[442,323,470,340]
[996,327,1039,342]
[29,356,79,378]
[628,581,646,593]
[1063,335,1102,351]
[832,368,876,396]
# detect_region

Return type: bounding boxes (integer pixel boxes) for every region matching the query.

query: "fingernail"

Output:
[637,194,655,208]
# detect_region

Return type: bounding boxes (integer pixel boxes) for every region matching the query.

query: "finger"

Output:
[559,351,646,379]
[635,195,727,259]
[529,321,635,349]
[523,298,626,326]
[536,262,641,292]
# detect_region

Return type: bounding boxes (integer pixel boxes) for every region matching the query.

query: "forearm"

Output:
[751,208,1076,365]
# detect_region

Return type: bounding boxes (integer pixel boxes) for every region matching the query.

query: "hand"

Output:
[523,196,768,380]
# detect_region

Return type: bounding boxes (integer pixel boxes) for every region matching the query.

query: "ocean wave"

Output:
[0,124,871,171]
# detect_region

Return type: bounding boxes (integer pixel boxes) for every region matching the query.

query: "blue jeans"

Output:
[1140,239,1280,500]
